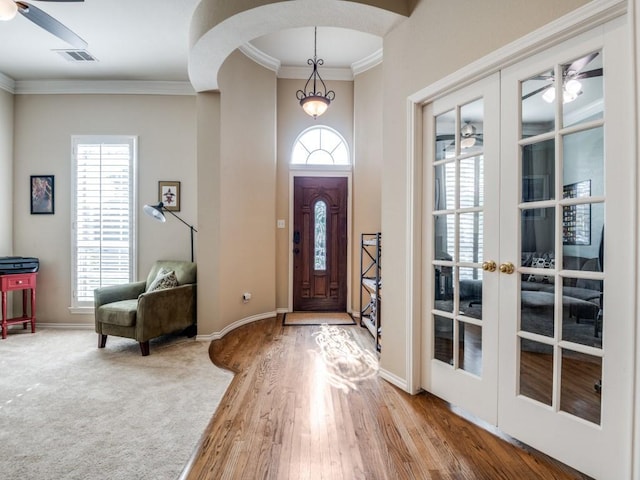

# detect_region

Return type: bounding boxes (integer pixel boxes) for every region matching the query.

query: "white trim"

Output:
[0,73,16,94]
[36,322,94,330]
[378,367,409,391]
[633,1,640,478]
[278,65,353,81]
[68,307,94,315]
[14,80,195,96]
[239,43,281,73]
[352,48,383,76]
[402,97,423,395]
[196,311,276,341]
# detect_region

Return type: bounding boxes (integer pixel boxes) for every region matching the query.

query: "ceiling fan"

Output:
[522,52,602,103]
[0,0,86,49]
[436,122,483,151]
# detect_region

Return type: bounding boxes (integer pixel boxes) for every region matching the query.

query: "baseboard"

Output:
[34,322,95,330]
[196,311,277,342]
[379,367,411,393]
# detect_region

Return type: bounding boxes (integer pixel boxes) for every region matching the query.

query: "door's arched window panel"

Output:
[314,200,327,270]
[291,126,350,165]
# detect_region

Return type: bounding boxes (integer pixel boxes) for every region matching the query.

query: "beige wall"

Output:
[196,50,277,335]
[275,78,354,311]
[352,64,383,313]
[0,89,13,255]
[12,94,197,324]
[379,0,590,379]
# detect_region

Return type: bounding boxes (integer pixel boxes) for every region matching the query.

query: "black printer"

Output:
[0,257,40,275]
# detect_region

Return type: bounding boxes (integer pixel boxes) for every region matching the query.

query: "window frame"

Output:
[70,135,138,313]
[290,125,351,168]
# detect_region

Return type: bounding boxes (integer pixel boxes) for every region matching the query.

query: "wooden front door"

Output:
[293,176,348,311]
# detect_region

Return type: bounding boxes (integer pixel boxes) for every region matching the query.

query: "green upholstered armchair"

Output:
[94,260,197,356]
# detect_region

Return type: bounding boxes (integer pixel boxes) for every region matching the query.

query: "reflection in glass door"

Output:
[499,20,634,479]
[517,53,605,422]
[425,74,500,425]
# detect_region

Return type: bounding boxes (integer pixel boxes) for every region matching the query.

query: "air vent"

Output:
[55,50,98,62]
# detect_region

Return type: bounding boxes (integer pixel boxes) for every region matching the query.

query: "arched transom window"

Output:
[291,126,350,165]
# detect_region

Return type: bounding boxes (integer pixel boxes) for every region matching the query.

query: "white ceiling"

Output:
[0,1,382,84]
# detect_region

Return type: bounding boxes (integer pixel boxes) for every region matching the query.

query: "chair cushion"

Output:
[146,268,179,292]
[97,299,138,327]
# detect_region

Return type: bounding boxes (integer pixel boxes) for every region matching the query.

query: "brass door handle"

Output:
[482,261,497,272]
[499,262,515,274]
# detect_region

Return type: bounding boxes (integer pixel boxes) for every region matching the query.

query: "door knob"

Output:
[482,260,497,272]
[499,262,515,274]
[293,248,300,254]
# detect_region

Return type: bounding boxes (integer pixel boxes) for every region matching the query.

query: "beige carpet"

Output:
[283,311,355,326]
[0,327,233,480]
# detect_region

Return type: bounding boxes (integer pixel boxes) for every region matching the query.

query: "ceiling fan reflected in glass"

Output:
[437,122,483,155]
[523,52,603,104]
[0,0,87,49]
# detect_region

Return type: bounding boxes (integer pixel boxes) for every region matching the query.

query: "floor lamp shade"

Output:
[143,201,197,261]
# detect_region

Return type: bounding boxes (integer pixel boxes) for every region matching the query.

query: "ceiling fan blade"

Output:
[565,52,599,75]
[574,68,603,80]
[17,2,87,49]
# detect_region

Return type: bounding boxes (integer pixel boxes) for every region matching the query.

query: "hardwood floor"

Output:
[184,316,589,479]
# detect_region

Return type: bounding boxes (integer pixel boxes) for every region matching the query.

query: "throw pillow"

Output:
[147,268,179,292]
[527,257,555,283]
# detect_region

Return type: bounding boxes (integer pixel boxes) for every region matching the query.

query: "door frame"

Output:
[405,0,629,393]
[288,169,353,314]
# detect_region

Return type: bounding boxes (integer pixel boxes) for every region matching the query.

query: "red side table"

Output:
[1,273,37,339]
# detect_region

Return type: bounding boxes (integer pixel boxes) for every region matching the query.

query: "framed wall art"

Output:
[563,180,591,245]
[158,181,180,212]
[30,175,55,214]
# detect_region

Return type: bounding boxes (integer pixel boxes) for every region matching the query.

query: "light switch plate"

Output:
[277,219,285,229]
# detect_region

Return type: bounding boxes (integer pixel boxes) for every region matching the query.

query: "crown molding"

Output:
[239,43,281,73]
[278,65,353,81]
[351,48,383,76]
[13,80,196,95]
[0,73,16,94]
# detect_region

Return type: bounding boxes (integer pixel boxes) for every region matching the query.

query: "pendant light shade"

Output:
[0,0,18,21]
[296,27,335,119]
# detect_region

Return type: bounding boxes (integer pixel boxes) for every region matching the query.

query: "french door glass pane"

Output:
[522,140,555,203]
[459,322,482,376]
[563,127,604,196]
[434,315,454,365]
[560,349,602,425]
[521,69,555,138]
[520,339,554,405]
[459,156,484,208]
[562,277,603,347]
[562,52,603,128]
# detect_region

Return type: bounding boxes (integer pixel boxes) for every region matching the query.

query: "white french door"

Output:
[423,73,501,424]
[498,17,634,479]
[423,16,634,479]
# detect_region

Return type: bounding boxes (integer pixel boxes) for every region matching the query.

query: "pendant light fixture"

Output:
[296,27,335,119]
[0,0,17,21]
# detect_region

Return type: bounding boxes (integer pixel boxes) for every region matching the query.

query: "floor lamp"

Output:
[143,202,198,262]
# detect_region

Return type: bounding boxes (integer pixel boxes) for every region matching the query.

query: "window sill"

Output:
[68,306,95,315]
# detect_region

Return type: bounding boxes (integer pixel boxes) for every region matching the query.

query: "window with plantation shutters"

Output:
[71,136,137,310]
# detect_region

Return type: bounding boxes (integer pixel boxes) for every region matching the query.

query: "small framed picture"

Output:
[30,175,55,214]
[158,181,180,211]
